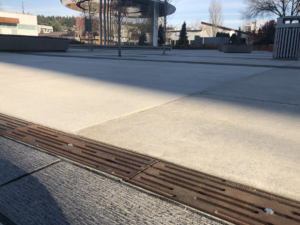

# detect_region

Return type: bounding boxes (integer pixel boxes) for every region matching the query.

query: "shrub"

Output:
[69,39,84,44]
[216,32,230,37]
[138,33,147,46]
[230,34,238,45]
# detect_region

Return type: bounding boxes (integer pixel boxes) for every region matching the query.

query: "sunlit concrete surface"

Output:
[39,48,297,67]
[1,50,300,202]
[0,52,269,132]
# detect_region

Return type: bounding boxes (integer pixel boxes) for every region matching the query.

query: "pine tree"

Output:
[138,33,147,46]
[158,25,164,46]
[178,22,189,46]
[230,34,238,45]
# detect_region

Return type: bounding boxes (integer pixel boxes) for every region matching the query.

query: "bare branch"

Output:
[209,0,224,37]
[240,0,298,20]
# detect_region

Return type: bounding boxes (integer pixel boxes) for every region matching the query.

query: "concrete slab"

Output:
[0,161,225,225]
[0,53,270,133]
[0,136,59,186]
[204,68,300,105]
[37,49,297,67]
[78,88,300,201]
[1,50,299,208]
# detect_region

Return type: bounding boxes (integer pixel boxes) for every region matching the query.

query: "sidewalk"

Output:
[0,49,299,207]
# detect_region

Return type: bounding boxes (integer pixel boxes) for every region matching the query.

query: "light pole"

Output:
[99,0,102,46]
[118,0,121,56]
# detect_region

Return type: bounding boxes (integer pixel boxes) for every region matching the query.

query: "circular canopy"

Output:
[60,0,176,18]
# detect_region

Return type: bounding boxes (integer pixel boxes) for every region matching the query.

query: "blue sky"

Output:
[2,0,275,29]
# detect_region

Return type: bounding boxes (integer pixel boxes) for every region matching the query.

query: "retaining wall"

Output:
[222,45,253,53]
[0,34,69,51]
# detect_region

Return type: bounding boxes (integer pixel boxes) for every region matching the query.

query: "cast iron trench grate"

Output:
[0,114,300,225]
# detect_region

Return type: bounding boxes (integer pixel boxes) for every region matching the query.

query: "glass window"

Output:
[17,24,36,30]
[0,23,17,28]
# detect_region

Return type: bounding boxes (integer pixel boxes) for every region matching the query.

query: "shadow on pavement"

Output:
[0,157,70,225]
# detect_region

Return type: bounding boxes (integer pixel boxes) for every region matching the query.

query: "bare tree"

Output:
[75,14,85,40]
[241,0,300,20]
[208,0,224,37]
[190,20,201,29]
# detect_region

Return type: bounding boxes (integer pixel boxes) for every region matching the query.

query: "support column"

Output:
[104,0,106,45]
[153,2,159,47]
[99,0,102,45]
[107,0,110,45]
[110,0,112,45]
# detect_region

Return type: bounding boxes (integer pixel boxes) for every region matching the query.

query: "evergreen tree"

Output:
[237,27,242,43]
[53,21,63,32]
[216,32,229,38]
[37,15,76,31]
[230,34,238,45]
[138,33,147,46]
[158,24,164,46]
[178,22,188,46]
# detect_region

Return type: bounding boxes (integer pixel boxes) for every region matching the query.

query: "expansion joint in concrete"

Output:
[202,93,300,107]
[0,211,17,225]
[0,160,61,188]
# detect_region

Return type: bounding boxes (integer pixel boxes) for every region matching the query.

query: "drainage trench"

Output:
[1,113,300,225]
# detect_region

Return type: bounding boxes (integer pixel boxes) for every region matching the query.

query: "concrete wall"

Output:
[38,25,54,34]
[0,11,38,36]
[200,23,235,38]
[0,34,69,51]
[194,37,230,46]
[222,45,253,53]
[168,30,201,45]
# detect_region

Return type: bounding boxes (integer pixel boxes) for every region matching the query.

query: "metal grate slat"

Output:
[130,162,300,225]
[3,125,157,180]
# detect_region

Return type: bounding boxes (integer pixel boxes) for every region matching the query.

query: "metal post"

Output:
[89,0,93,51]
[99,0,102,45]
[110,0,112,45]
[118,0,121,57]
[163,0,167,55]
[104,0,106,45]
[107,0,110,45]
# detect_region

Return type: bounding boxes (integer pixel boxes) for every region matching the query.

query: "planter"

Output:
[218,46,223,52]
[0,34,69,51]
[222,45,253,53]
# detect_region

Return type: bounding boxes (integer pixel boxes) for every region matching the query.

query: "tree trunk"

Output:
[99,0,102,45]
[104,0,106,45]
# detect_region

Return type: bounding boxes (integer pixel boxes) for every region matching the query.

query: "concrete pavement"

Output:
[0,52,270,132]
[0,49,299,212]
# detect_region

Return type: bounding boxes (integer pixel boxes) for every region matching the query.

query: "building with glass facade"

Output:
[61,0,176,46]
[0,11,38,36]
